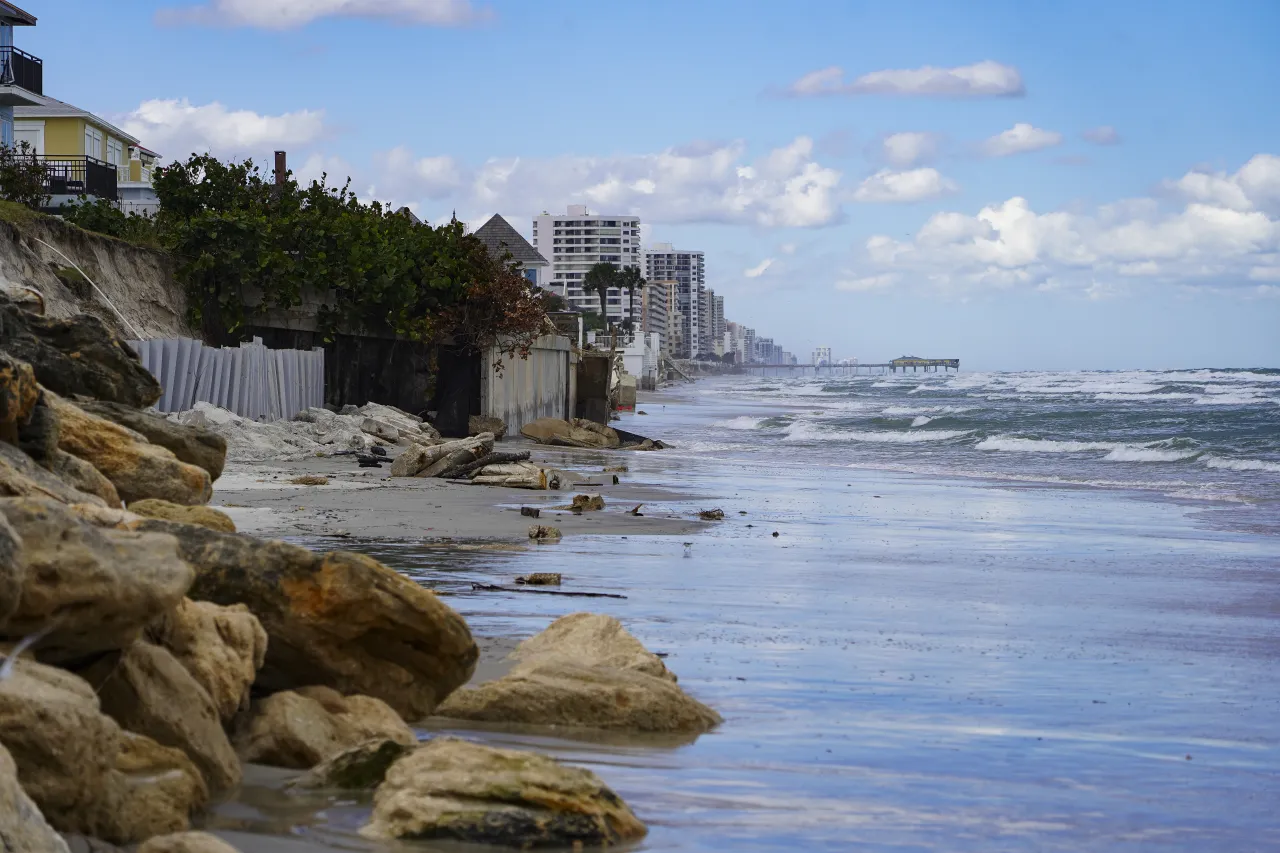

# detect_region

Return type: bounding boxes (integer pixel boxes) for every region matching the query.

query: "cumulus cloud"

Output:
[877,131,941,167]
[981,123,1063,157]
[1082,125,1120,145]
[365,136,844,228]
[744,259,774,278]
[116,98,326,160]
[786,60,1023,97]
[853,167,958,203]
[156,0,487,28]
[846,154,1280,295]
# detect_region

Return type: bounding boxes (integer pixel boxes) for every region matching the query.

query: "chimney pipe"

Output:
[274,150,286,188]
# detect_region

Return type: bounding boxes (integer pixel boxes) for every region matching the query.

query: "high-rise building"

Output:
[643,244,705,358]
[532,205,642,325]
[640,280,669,357]
[812,346,832,366]
[711,294,725,356]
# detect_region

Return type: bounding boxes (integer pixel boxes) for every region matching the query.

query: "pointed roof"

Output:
[473,214,548,268]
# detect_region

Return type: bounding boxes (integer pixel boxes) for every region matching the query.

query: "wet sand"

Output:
[201,391,1280,852]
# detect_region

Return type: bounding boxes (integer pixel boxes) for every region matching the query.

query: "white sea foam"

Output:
[1103,447,1200,463]
[718,416,766,430]
[976,436,1124,453]
[1094,392,1197,402]
[785,421,971,443]
[911,416,933,427]
[1193,393,1269,406]
[1203,456,1280,474]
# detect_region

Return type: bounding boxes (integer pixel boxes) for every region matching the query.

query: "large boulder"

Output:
[80,640,240,794]
[146,598,267,723]
[51,449,121,507]
[128,499,236,532]
[0,440,100,504]
[79,400,227,482]
[360,738,647,847]
[47,393,212,506]
[0,350,38,444]
[435,613,721,735]
[138,833,242,853]
[0,497,192,663]
[468,415,507,439]
[136,520,478,719]
[0,654,205,843]
[235,687,415,769]
[0,741,70,853]
[0,299,161,407]
[15,391,59,466]
[287,738,412,790]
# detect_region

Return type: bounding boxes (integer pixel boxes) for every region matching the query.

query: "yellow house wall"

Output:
[42,117,86,156]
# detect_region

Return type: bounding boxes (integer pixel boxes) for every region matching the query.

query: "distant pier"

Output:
[741,357,959,377]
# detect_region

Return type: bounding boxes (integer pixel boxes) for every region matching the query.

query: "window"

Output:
[84,126,103,160]
[107,138,124,168]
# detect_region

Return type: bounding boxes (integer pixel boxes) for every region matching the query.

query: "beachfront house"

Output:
[472,214,549,286]
[0,1,40,147]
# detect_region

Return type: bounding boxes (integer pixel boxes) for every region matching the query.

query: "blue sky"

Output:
[21,0,1280,369]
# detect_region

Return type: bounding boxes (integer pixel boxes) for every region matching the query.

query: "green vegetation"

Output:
[582,262,616,322]
[0,142,49,211]
[58,198,160,246]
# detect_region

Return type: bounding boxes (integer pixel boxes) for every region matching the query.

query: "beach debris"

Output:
[528,525,562,541]
[698,509,725,521]
[612,474,620,484]
[287,738,412,791]
[572,493,605,512]
[520,416,626,449]
[603,464,629,473]
[390,433,494,478]
[371,445,387,457]
[637,410,648,415]
[549,473,562,489]
[357,454,383,468]
[361,417,400,442]
[359,738,647,847]
[615,427,666,451]
[738,510,748,515]
[467,414,508,439]
[438,450,530,481]
[772,531,780,537]
[289,475,329,486]
[470,461,548,490]
[470,583,624,598]
[515,573,562,585]
[435,613,721,734]
[519,506,541,518]
[629,504,644,516]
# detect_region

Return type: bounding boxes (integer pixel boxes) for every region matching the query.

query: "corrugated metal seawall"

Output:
[129,336,324,420]
[481,335,573,434]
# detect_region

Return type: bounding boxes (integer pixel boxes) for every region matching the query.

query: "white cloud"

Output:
[156,0,487,28]
[364,136,843,228]
[786,60,1023,97]
[981,123,1063,157]
[1082,125,1120,145]
[878,132,940,167]
[117,99,326,160]
[745,259,774,278]
[853,168,958,203]
[779,242,797,255]
[849,154,1280,295]
[835,273,898,292]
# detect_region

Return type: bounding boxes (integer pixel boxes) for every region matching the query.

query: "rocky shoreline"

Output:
[0,291,722,852]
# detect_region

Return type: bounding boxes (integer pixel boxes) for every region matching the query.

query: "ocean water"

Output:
[695,369,1280,510]
[211,371,1280,852]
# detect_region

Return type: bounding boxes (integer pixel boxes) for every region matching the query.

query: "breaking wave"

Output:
[1103,446,1201,463]
[1203,456,1280,473]
[976,436,1123,453]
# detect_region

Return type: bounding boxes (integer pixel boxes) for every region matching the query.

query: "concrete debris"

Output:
[527,525,561,541]
[572,494,605,512]
[515,573,561,586]
[698,509,725,521]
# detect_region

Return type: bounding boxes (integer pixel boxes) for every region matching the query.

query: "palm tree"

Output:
[582,262,617,326]
[617,265,645,331]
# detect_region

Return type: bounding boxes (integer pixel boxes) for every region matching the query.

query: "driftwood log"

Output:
[438,450,532,480]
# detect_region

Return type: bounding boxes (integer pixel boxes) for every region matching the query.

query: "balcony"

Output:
[38,155,119,203]
[0,46,42,102]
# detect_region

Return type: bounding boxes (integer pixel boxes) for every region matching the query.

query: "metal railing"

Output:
[0,46,42,94]
[38,155,119,201]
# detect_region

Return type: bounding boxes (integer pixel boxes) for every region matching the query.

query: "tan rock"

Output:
[138,520,477,719]
[513,612,674,680]
[0,497,192,663]
[435,613,721,735]
[78,400,227,483]
[147,598,267,723]
[0,654,120,834]
[80,641,241,795]
[128,499,236,532]
[520,417,619,449]
[138,832,242,853]
[107,731,208,840]
[0,281,44,314]
[468,414,507,439]
[235,688,415,769]
[361,417,400,442]
[287,738,413,790]
[0,513,20,628]
[51,449,121,507]
[0,440,101,505]
[0,741,71,853]
[390,433,494,478]
[46,392,212,506]
[360,738,646,847]
[67,502,143,528]
[0,351,38,441]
